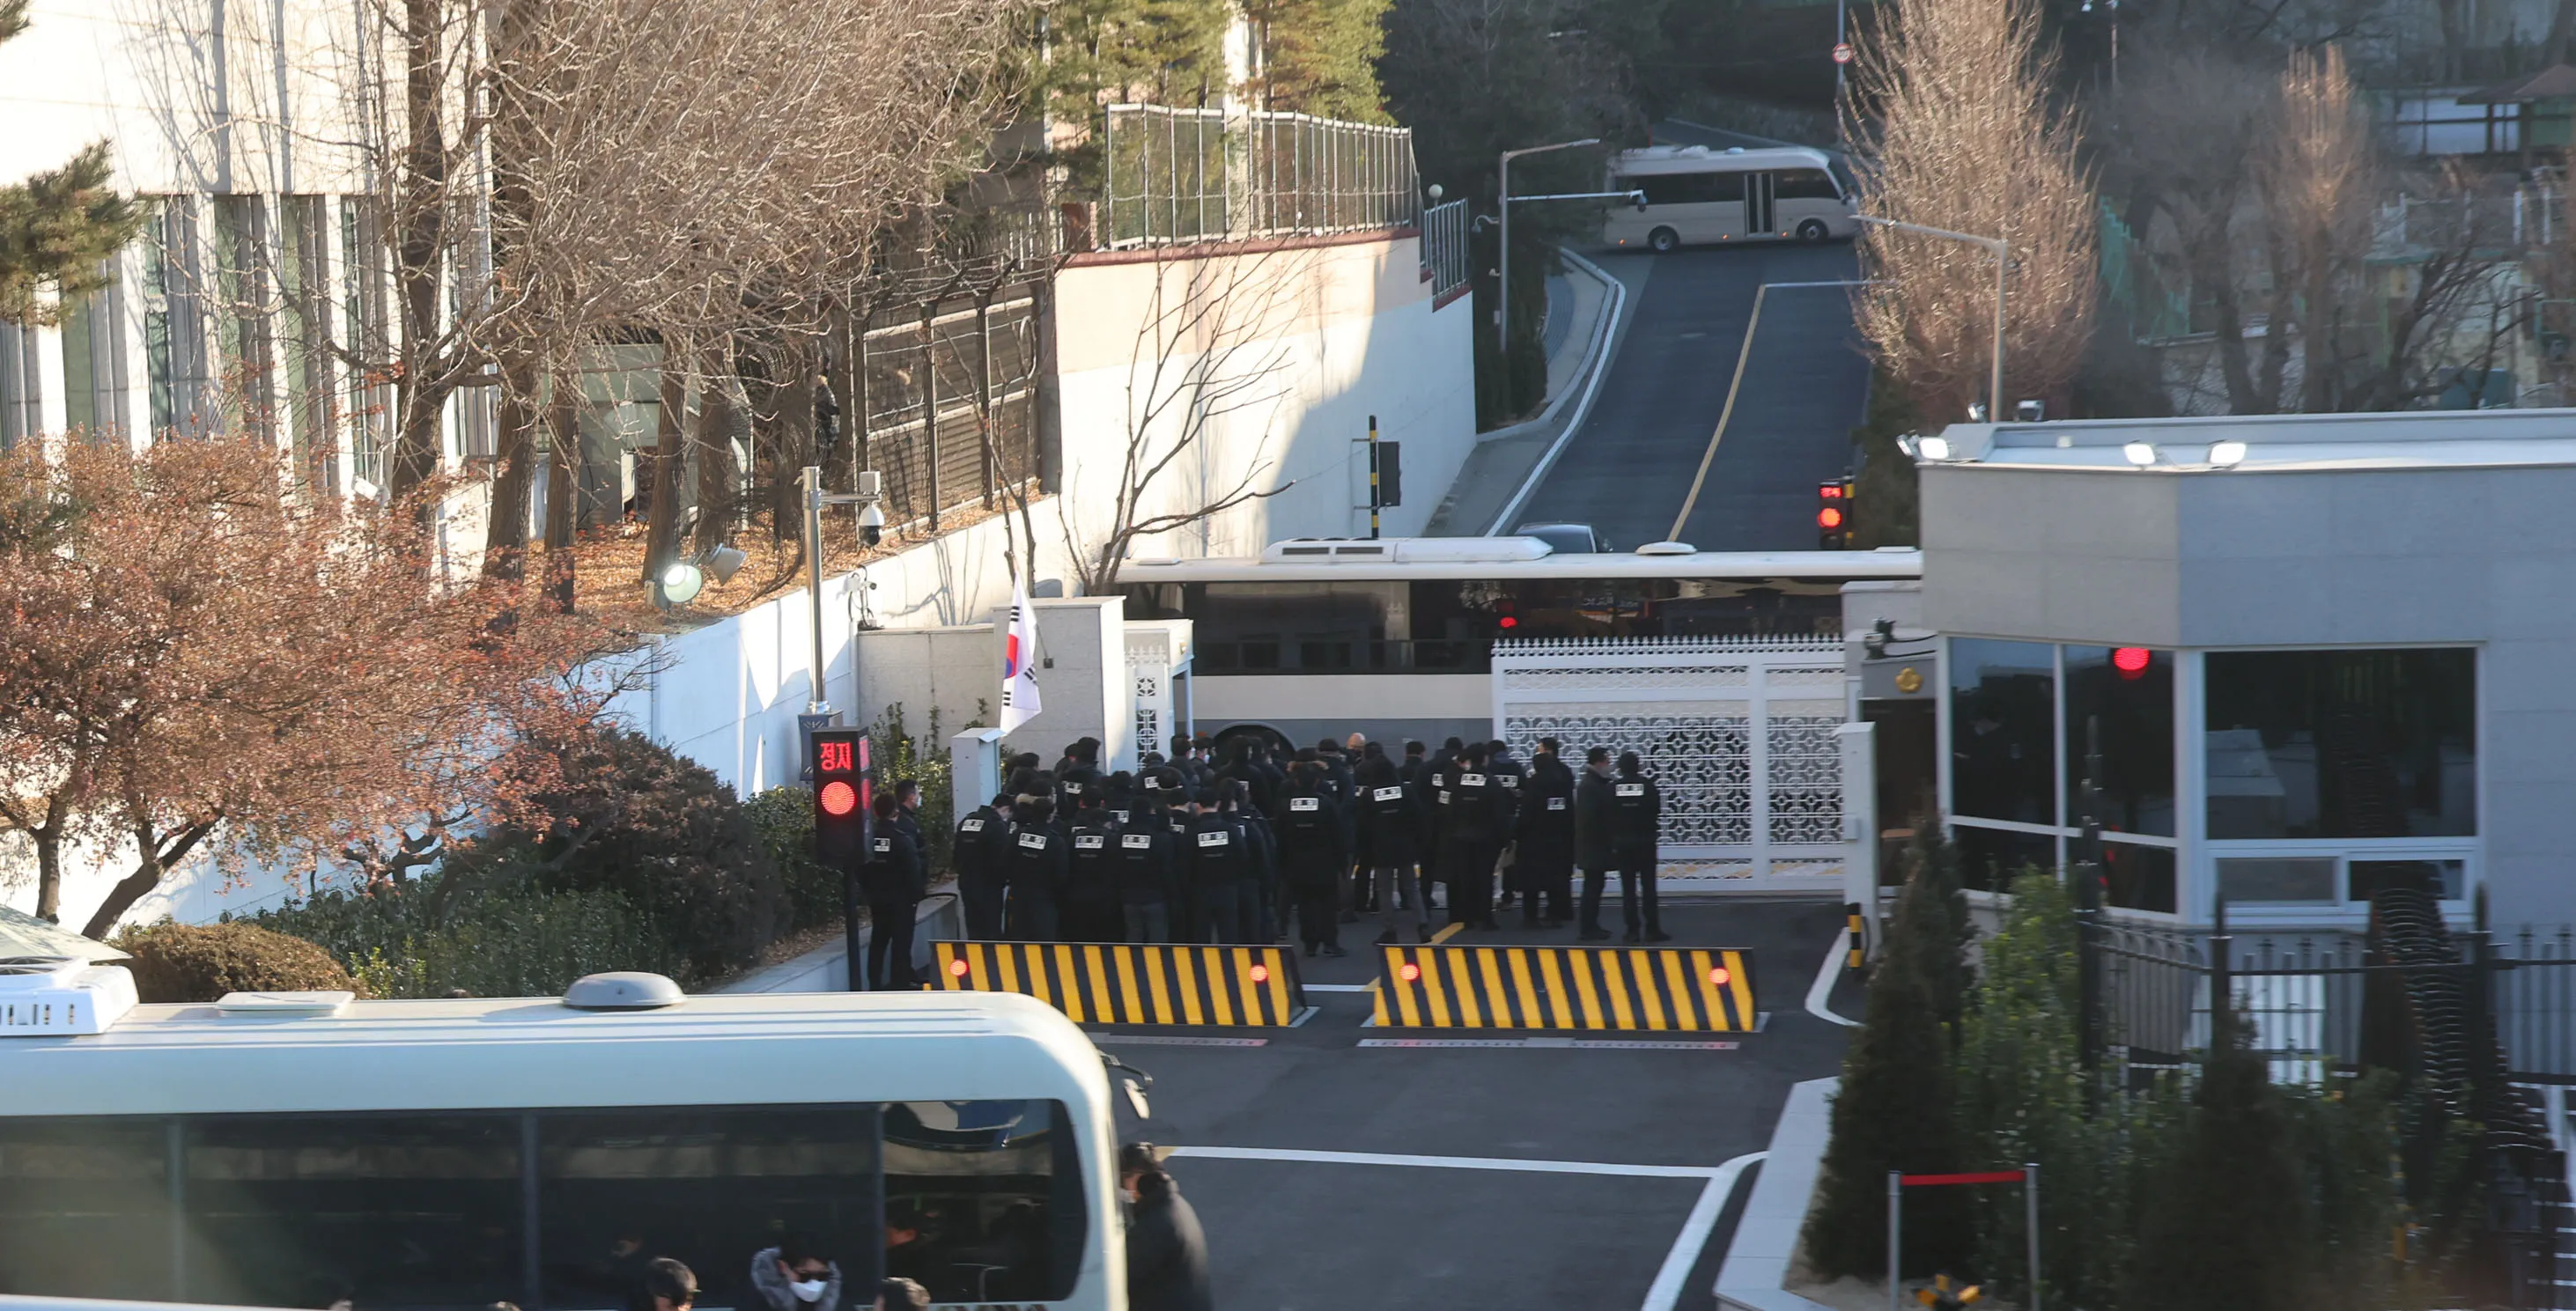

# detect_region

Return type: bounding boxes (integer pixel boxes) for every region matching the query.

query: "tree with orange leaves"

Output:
[0,438,627,936]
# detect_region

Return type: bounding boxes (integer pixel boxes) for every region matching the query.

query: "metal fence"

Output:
[1421,197,1471,300]
[1101,104,1422,248]
[845,279,1043,534]
[2090,920,2576,1083]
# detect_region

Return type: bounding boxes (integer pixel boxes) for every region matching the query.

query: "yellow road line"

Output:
[1430,921,1465,945]
[1668,281,1769,542]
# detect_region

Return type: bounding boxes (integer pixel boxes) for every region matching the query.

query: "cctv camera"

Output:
[1632,191,1648,213]
[857,501,886,549]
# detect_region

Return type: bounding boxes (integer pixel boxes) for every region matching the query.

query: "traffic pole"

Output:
[2026,1162,2041,1311]
[1368,414,1382,539]
[1886,1170,1901,1311]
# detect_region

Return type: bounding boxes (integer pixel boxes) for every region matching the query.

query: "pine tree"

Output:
[1803,847,1974,1281]
[2126,1001,2313,1311]
[0,0,145,327]
[1245,0,1391,122]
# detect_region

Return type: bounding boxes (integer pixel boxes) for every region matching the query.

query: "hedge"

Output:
[114,921,364,1002]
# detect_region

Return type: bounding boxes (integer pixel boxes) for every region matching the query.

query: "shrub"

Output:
[498,727,785,978]
[746,785,838,930]
[252,873,681,998]
[1804,832,1974,1280]
[114,921,363,1002]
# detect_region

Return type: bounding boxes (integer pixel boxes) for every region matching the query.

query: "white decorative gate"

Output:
[1491,636,1851,894]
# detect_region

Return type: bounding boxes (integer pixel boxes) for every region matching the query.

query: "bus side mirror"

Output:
[1632,191,1649,213]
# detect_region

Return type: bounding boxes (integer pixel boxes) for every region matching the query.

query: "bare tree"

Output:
[1849,0,2099,421]
[1058,247,1311,593]
[2267,46,2374,413]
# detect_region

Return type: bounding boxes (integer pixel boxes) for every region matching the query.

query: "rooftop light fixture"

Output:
[2208,440,2248,468]
[2122,441,2158,467]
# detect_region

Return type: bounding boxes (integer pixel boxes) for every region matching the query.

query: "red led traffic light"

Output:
[819,780,859,816]
[1817,506,1846,530]
[2113,646,2151,677]
[811,728,869,868]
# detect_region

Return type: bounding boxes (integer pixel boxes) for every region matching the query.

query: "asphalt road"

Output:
[1510,120,1871,553]
[1089,899,1860,1311]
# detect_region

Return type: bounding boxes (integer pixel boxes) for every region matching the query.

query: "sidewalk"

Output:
[1426,248,1643,536]
[718,892,963,993]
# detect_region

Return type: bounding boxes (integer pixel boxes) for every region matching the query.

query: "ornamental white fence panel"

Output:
[1491,635,1853,895]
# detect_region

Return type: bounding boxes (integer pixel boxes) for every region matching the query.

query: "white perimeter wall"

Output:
[0,232,1474,929]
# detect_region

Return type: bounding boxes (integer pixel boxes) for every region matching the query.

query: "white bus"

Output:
[0,970,1126,1311]
[1118,536,1923,749]
[1600,145,1859,253]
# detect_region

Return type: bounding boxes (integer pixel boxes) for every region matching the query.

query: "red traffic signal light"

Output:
[1818,478,1856,548]
[811,728,870,868]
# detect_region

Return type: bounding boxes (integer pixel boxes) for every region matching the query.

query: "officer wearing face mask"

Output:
[742,1235,840,1311]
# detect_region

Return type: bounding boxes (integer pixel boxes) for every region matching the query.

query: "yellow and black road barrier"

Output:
[932,940,1312,1027]
[1371,944,1758,1031]
[1846,902,1870,970]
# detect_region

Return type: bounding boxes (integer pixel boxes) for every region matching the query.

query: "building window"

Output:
[1949,638,2057,826]
[2203,648,2476,840]
[2101,839,2177,913]
[2063,645,2174,836]
[1952,823,2057,891]
[2217,855,2339,904]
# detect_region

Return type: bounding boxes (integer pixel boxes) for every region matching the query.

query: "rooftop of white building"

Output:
[1922,408,2576,474]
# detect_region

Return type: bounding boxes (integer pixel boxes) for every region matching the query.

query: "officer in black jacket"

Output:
[1115,792,1179,942]
[1516,737,1578,928]
[1574,747,1618,941]
[861,790,926,988]
[1442,743,1501,930]
[1063,794,1123,942]
[952,793,1013,939]
[1358,753,1430,943]
[1005,797,1067,940]
[1609,750,1668,943]
[1485,739,1526,914]
[1233,783,1280,943]
[1276,762,1349,957]
[1184,791,1249,944]
[1055,740,1104,816]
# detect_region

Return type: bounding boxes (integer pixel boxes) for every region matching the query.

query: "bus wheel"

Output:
[1797,218,1831,242]
[1648,226,1679,254]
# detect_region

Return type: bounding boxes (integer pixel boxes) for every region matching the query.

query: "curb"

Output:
[1714,1076,1840,1311]
[1482,247,1630,534]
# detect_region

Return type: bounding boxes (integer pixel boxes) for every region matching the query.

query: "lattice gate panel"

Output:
[1493,637,1850,894]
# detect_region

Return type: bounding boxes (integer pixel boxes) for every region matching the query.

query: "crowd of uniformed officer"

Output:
[938,732,1672,958]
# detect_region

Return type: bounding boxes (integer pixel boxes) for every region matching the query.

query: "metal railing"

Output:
[2090,920,2576,1082]
[1421,197,1470,299]
[1101,104,1422,248]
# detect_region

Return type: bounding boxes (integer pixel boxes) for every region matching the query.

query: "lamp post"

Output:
[1497,137,1601,398]
[1856,216,2007,423]
[801,464,887,719]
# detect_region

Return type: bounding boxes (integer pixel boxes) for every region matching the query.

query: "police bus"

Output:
[0,966,1126,1311]
[1598,144,1860,253]
[1118,536,1923,750]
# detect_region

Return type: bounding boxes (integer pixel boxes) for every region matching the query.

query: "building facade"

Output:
[1917,409,2576,932]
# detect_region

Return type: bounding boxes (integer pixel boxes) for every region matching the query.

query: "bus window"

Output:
[185,1114,524,1311]
[882,1101,1083,1307]
[1775,169,1841,201]
[0,1116,171,1302]
[539,1107,883,1311]
[1632,172,1743,206]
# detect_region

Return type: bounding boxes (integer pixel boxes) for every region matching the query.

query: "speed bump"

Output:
[933,940,1311,1027]
[1371,944,1757,1031]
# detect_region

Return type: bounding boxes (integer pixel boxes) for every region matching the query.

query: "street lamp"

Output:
[1497,137,1601,395]
[1856,216,2007,424]
[801,464,885,719]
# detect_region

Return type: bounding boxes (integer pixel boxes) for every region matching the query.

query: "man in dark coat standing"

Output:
[1609,750,1668,943]
[1515,737,1577,928]
[1573,747,1619,941]
[1120,1144,1212,1311]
